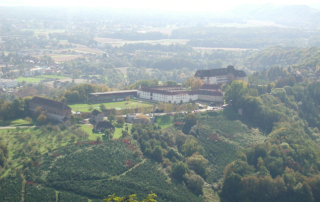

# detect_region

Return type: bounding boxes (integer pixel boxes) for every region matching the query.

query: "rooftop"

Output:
[195,65,247,78]
[90,90,137,96]
[30,96,71,110]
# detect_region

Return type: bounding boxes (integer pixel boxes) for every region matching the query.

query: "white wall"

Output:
[138,90,198,103]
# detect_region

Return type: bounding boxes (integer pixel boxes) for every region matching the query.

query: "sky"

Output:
[0,0,319,12]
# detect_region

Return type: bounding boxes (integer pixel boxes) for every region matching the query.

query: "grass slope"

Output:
[69,100,154,112]
[0,118,35,127]
[194,109,266,182]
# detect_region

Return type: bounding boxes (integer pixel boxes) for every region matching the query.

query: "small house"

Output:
[91,109,104,123]
[95,121,115,132]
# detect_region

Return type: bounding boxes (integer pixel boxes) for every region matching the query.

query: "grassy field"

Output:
[81,123,131,140]
[16,77,46,83]
[155,115,174,129]
[38,75,68,79]
[0,119,35,127]
[94,37,189,47]
[69,100,155,112]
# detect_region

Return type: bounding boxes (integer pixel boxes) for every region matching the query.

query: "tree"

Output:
[25,117,32,123]
[191,78,203,90]
[100,104,106,111]
[108,114,115,122]
[121,130,129,138]
[171,162,188,181]
[37,114,47,124]
[182,139,204,157]
[117,117,125,127]
[184,76,195,88]
[152,146,163,162]
[104,129,114,140]
[224,80,247,107]
[186,174,205,195]
[88,105,93,112]
[186,154,209,178]
[34,106,43,118]
[164,80,178,86]
[182,113,197,134]
[125,97,130,103]
[135,114,151,124]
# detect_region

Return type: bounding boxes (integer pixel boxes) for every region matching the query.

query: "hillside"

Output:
[244,46,320,71]
[227,4,320,28]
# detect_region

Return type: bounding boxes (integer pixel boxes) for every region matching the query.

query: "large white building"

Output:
[195,65,248,84]
[0,79,18,88]
[137,85,223,104]
[25,67,43,77]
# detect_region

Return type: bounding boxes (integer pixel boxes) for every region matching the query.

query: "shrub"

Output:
[186,174,204,195]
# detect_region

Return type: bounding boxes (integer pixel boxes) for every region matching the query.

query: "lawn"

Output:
[0,118,35,127]
[80,123,132,140]
[155,115,174,129]
[16,77,46,83]
[69,100,155,112]
[38,75,68,79]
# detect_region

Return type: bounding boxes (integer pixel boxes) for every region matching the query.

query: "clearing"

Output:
[69,100,155,112]
[0,118,35,127]
[16,77,46,83]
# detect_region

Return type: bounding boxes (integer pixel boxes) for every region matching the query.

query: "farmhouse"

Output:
[29,96,71,123]
[95,121,115,132]
[195,65,248,84]
[91,109,104,123]
[88,90,137,103]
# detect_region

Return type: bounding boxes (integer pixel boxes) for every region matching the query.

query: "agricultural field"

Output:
[189,109,266,182]
[0,125,92,177]
[48,54,82,62]
[69,100,155,112]
[24,139,202,202]
[94,37,189,47]
[16,77,46,83]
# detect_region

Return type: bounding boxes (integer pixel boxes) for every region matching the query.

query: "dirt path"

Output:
[109,158,147,180]
[20,174,26,202]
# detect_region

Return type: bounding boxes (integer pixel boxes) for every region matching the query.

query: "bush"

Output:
[171,162,188,181]
[186,174,204,195]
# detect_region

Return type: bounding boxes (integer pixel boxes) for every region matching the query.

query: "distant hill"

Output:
[244,46,320,71]
[226,4,320,28]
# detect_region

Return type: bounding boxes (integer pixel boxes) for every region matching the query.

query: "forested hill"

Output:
[245,46,320,71]
[226,4,320,28]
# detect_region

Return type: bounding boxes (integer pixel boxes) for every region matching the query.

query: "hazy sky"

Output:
[0,0,319,12]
